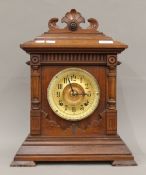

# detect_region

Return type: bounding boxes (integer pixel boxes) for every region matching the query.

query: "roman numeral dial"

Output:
[47,68,100,121]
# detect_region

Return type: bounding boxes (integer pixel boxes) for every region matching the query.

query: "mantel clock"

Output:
[11,9,137,166]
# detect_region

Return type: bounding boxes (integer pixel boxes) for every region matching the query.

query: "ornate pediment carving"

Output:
[48,9,99,33]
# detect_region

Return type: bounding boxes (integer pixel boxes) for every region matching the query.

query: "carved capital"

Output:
[31,65,40,78]
[30,55,40,65]
[107,55,117,67]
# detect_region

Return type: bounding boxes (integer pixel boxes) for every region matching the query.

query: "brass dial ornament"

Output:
[47,68,100,121]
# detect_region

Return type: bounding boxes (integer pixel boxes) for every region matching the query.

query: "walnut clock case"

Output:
[11,9,137,166]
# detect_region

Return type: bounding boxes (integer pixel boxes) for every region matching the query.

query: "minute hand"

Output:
[67,76,74,94]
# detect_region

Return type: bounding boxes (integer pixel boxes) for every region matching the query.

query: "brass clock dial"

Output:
[47,68,100,121]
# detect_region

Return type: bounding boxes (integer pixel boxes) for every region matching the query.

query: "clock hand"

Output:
[67,76,75,94]
[77,92,99,96]
[75,92,88,96]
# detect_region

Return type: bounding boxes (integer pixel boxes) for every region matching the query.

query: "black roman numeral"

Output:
[72,106,76,112]
[58,84,63,89]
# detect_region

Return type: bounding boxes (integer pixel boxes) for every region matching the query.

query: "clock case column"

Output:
[106,55,117,135]
[30,54,41,135]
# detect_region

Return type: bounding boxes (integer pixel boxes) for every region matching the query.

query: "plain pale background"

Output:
[0,0,146,174]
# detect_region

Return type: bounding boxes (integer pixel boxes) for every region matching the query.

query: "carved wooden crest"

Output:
[48,9,99,33]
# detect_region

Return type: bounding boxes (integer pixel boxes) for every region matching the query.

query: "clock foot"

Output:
[112,160,137,166]
[10,160,36,167]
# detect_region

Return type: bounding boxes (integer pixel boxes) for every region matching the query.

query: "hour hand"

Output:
[76,92,88,96]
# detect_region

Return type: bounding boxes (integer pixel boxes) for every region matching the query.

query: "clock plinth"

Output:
[11,9,136,166]
[11,135,136,166]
